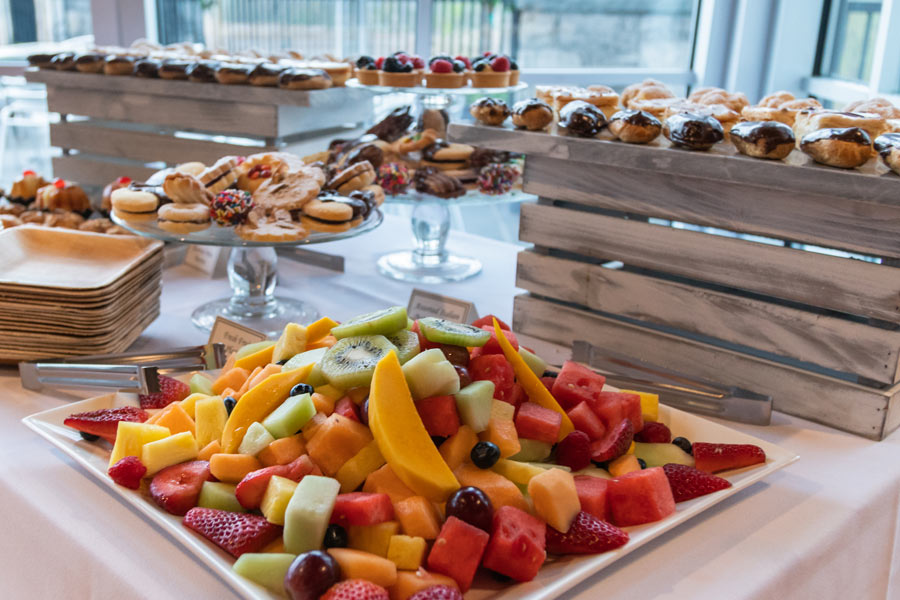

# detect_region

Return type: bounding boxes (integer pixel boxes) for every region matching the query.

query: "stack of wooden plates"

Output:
[0,225,164,363]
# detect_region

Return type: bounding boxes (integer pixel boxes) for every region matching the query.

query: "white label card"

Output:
[184,246,229,278]
[207,316,268,357]
[407,289,479,324]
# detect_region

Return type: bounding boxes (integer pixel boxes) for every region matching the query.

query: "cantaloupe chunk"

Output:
[301,412,328,441]
[327,548,398,588]
[454,464,529,513]
[389,569,458,600]
[307,335,337,350]
[311,392,336,415]
[393,496,441,540]
[213,367,250,396]
[258,434,306,467]
[209,453,262,483]
[198,439,222,461]
[234,366,263,400]
[348,521,400,556]
[387,535,427,571]
[145,403,173,425]
[154,402,195,436]
[141,431,198,476]
[490,399,515,422]
[609,453,642,477]
[528,467,580,532]
[234,343,276,372]
[261,538,286,554]
[364,464,416,503]
[246,363,283,392]
[195,396,227,449]
[337,440,386,493]
[306,413,373,476]
[480,418,521,458]
[306,316,339,343]
[438,426,478,471]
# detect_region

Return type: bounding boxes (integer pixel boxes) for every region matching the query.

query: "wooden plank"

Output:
[50,121,274,166]
[45,86,278,138]
[517,249,900,385]
[52,156,157,188]
[524,155,900,259]
[519,202,900,323]
[513,294,897,440]
[448,122,900,206]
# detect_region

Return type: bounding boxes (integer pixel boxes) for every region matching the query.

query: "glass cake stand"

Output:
[112,210,382,337]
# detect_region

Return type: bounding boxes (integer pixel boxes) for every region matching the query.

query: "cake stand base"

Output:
[376,250,482,284]
[191,297,320,339]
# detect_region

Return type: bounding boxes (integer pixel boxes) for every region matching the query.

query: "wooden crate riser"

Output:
[513,294,900,440]
[519,202,900,325]
[53,156,158,188]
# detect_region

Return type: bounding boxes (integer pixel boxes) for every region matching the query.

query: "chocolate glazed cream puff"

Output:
[608,109,662,144]
[800,127,872,168]
[729,121,795,160]
[511,98,554,131]
[663,113,724,150]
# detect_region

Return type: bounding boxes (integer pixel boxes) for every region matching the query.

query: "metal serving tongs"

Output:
[18,343,227,394]
[569,341,772,425]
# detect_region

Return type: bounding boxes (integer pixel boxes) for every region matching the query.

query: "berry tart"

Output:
[471,53,511,88]
[378,54,420,87]
[354,55,379,85]
[425,56,466,88]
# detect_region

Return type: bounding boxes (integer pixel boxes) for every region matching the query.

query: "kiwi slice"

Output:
[331,306,408,339]
[385,329,421,364]
[320,335,398,389]
[418,317,490,347]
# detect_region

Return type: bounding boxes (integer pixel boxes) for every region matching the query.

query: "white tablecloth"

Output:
[2,214,899,599]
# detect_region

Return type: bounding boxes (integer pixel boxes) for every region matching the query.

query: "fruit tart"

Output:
[425,56,466,88]
[470,53,511,88]
[355,55,379,85]
[378,54,420,87]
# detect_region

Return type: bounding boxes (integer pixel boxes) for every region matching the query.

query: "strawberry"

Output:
[108,456,146,489]
[634,421,671,444]
[411,55,426,69]
[150,460,211,515]
[409,585,463,600]
[430,59,453,74]
[590,419,634,463]
[320,579,389,600]
[183,507,282,558]
[662,463,731,502]
[556,431,592,471]
[454,55,472,69]
[394,52,411,64]
[235,455,319,510]
[375,56,385,69]
[138,375,190,409]
[692,442,766,473]
[490,56,510,72]
[545,511,628,555]
[64,406,148,444]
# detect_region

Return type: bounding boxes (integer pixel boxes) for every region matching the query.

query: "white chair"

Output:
[0,78,52,187]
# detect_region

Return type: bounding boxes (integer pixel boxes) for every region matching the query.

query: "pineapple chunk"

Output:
[273,323,308,363]
[109,422,170,468]
[386,535,426,570]
[261,475,299,525]
[194,396,227,449]
[141,431,198,476]
[336,440,386,493]
[348,521,400,557]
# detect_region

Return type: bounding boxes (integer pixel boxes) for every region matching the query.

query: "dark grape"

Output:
[223,396,236,416]
[284,550,341,600]
[672,436,693,455]
[323,524,348,549]
[470,441,500,469]
[359,398,369,426]
[79,431,100,442]
[439,344,470,367]
[455,365,472,389]
[445,486,493,532]
[637,458,647,469]
[290,383,314,397]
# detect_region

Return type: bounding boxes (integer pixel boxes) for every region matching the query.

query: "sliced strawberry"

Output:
[692,442,766,473]
[108,456,147,489]
[183,507,282,558]
[662,463,732,502]
[138,375,190,409]
[590,419,633,463]
[556,431,592,471]
[235,454,319,509]
[321,579,389,600]
[545,511,629,555]
[470,314,510,330]
[150,460,211,516]
[409,585,463,600]
[64,406,148,444]
[634,421,671,444]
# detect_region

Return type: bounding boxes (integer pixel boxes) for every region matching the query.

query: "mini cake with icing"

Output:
[35,179,92,216]
[663,112,724,151]
[511,98,553,131]
[8,170,49,205]
[729,121,795,160]
[608,109,662,144]
[470,97,510,126]
[558,101,606,137]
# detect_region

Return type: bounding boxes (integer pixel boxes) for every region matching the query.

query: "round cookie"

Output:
[253,166,323,211]
[360,183,385,207]
[210,189,254,226]
[328,161,377,195]
[395,129,439,154]
[237,220,308,242]
[511,98,553,131]
[421,142,474,170]
[302,196,362,232]
[110,188,160,222]
[157,203,211,234]
[175,162,207,177]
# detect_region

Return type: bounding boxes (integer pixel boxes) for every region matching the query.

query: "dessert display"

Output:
[730,121,795,160]
[351,51,521,89]
[61,309,770,598]
[607,109,662,144]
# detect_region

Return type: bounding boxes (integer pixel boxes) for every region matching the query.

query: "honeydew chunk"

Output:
[528,467,580,532]
[633,442,695,468]
[261,392,316,439]
[518,347,548,377]
[492,459,547,486]
[509,439,553,462]
[401,349,460,399]
[194,396,227,449]
[453,381,494,433]
[283,475,340,554]
[233,553,296,593]
[282,347,329,372]
[141,431,198,476]
[235,340,276,360]
[239,422,276,456]
[108,422,170,468]
[387,535,427,570]
[573,465,613,479]
[189,374,216,397]
[197,481,245,513]
[490,399,515,422]
[234,343,276,372]
[261,475,299,525]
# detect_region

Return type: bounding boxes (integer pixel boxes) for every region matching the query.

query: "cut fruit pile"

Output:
[64,307,768,599]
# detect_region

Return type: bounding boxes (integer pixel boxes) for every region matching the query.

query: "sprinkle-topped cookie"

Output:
[477,162,521,195]
[376,162,411,195]
[210,189,253,226]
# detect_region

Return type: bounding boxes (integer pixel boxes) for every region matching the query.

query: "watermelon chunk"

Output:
[606,467,675,527]
[481,505,546,582]
[416,396,461,438]
[479,326,518,355]
[334,397,360,422]
[469,355,515,405]
[471,315,511,331]
[567,402,606,440]
[541,376,556,392]
[587,391,644,433]
[514,402,562,444]
[426,516,489,592]
[551,361,606,410]
[573,475,609,521]
[330,492,395,527]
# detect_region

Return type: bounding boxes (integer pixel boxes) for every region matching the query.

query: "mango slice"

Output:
[234,343,276,372]
[307,316,339,343]
[368,352,459,502]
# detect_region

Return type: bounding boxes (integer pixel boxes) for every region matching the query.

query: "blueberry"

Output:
[471,441,500,469]
[592,460,610,470]
[223,396,237,415]
[356,55,375,68]
[452,60,466,73]
[383,56,404,72]
[323,524,348,548]
[400,61,414,73]
[509,59,519,70]
[79,431,100,442]
[474,62,487,72]
[290,383,314,397]
[276,359,289,366]
[431,435,447,447]
[637,458,647,469]
[672,436,693,455]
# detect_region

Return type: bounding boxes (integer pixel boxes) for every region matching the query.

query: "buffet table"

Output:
[3,214,899,599]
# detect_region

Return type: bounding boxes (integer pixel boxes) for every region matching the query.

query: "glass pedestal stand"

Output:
[112,211,383,338]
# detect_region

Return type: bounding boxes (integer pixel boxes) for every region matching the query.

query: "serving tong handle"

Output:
[19,343,227,394]
[569,341,772,425]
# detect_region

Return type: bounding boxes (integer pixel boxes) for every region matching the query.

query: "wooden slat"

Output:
[46,86,278,138]
[513,294,900,440]
[523,155,900,259]
[517,249,900,385]
[53,156,157,187]
[519,202,900,323]
[50,122,274,166]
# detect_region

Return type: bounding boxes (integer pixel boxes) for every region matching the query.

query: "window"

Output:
[0,0,93,47]
[818,0,882,82]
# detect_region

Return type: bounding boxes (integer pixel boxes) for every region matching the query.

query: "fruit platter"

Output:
[23,308,798,600]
